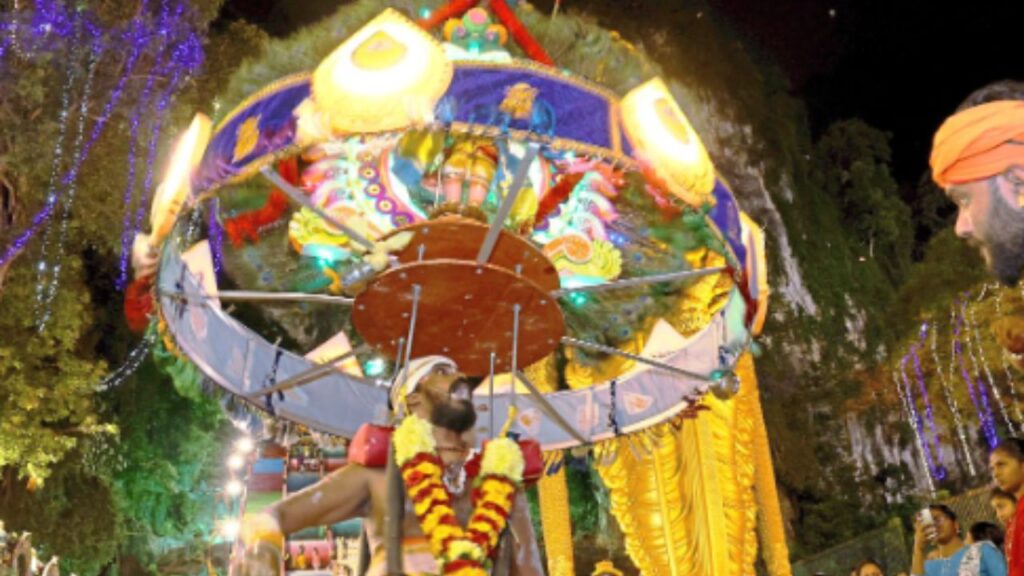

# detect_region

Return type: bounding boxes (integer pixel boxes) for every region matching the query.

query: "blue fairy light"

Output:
[364,357,387,377]
[567,291,590,308]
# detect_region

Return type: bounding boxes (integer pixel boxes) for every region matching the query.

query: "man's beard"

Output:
[981,190,1024,286]
[430,399,476,433]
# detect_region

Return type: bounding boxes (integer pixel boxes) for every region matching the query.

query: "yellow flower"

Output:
[410,460,442,476]
[446,539,484,562]
[394,415,436,465]
[429,524,463,555]
[422,503,452,532]
[406,475,440,498]
[467,521,501,548]
[414,489,452,516]
[479,479,516,500]
[474,505,507,528]
[480,438,524,482]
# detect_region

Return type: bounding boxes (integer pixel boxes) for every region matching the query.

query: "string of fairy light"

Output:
[895,284,1024,490]
[217,435,256,542]
[114,1,177,291]
[96,329,157,391]
[36,27,102,331]
[30,35,80,323]
[0,0,203,323]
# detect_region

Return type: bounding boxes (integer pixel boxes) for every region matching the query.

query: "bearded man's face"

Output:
[949,174,1024,285]
[412,366,477,433]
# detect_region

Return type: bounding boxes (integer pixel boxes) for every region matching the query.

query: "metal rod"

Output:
[245,344,371,398]
[260,165,374,250]
[163,289,354,306]
[551,266,726,298]
[390,337,406,417]
[560,336,710,381]
[489,351,496,438]
[513,370,588,445]
[511,304,520,409]
[402,285,422,371]
[476,144,540,264]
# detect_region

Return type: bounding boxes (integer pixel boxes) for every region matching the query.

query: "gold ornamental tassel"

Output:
[539,466,575,576]
[595,353,765,576]
[744,358,794,576]
[596,427,690,576]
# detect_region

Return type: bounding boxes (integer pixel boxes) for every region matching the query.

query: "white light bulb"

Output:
[227,454,245,471]
[225,480,243,497]
[220,518,241,539]
[235,437,255,454]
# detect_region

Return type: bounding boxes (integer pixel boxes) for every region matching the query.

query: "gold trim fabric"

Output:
[594,352,774,576]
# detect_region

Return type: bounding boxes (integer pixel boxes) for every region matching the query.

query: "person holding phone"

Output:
[911,505,1006,576]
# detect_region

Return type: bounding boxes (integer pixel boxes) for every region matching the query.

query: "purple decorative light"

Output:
[0,16,145,267]
[117,51,175,289]
[209,199,224,274]
[910,340,946,480]
[0,0,204,268]
[953,302,999,448]
[900,354,943,483]
[115,102,147,290]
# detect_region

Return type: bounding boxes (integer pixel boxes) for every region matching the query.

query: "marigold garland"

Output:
[394,414,525,575]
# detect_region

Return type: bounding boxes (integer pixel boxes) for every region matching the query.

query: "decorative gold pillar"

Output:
[744,361,793,576]
[538,466,575,576]
[524,357,575,576]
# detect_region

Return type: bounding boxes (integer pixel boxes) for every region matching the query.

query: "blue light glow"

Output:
[364,357,387,377]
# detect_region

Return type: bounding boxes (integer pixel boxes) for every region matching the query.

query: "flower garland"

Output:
[223,157,298,247]
[393,414,524,575]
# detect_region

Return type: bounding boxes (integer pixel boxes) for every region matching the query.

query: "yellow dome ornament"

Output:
[298,8,454,143]
[621,77,715,207]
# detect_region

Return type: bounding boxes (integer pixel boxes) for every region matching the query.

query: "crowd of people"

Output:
[836,438,1024,576]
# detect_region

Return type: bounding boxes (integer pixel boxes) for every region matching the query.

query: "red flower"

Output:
[444,558,483,573]
[464,451,482,480]
[124,276,154,333]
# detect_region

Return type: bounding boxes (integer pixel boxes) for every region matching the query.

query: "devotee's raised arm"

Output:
[270,462,372,534]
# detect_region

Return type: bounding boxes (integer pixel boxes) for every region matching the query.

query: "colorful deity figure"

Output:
[443,7,508,57]
[414,137,500,222]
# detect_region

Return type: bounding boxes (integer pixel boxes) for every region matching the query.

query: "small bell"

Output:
[708,370,740,400]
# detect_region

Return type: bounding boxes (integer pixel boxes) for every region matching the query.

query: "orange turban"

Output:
[930,100,1024,188]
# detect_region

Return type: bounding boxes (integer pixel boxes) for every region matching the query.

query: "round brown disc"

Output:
[352,259,565,376]
[383,216,561,292]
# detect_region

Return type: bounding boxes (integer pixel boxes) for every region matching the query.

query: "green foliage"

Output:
[0,450,120,576]
[98,359,230,572]
[0,260,112,485]
[888,229,986,335]
[811,120,913,284]
[0,2,269,571]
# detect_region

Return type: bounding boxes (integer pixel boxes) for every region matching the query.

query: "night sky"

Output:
[219,0,1024,185]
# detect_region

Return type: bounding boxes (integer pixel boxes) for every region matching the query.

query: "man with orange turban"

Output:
[931,81,1024,576]
[930,82,1024,286]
